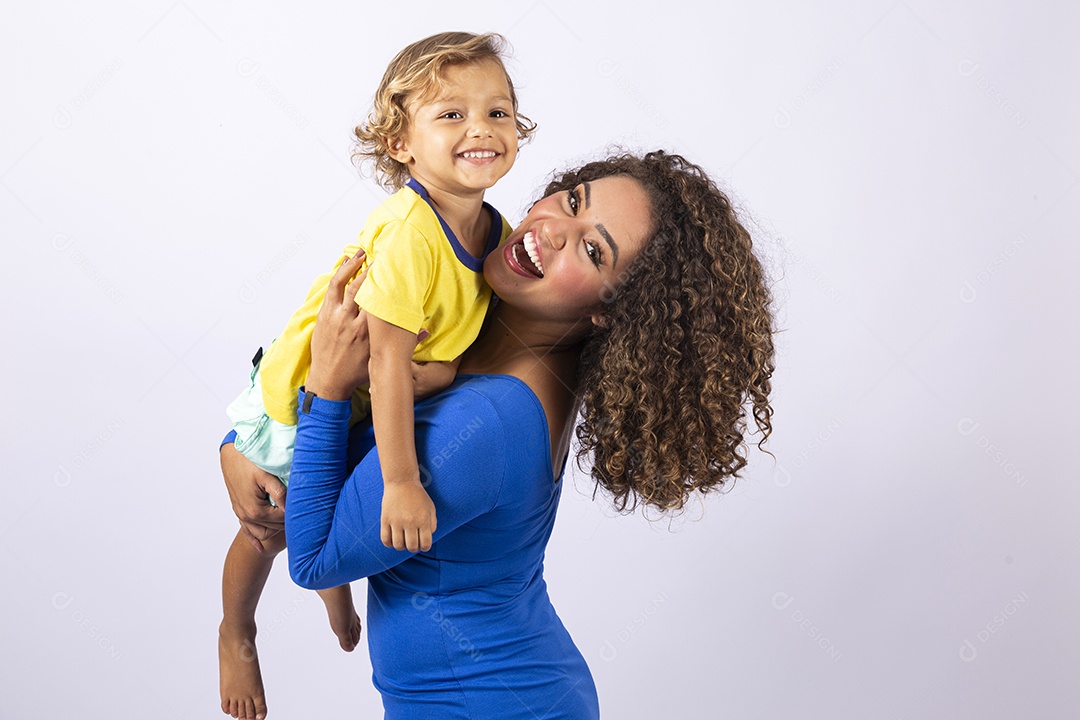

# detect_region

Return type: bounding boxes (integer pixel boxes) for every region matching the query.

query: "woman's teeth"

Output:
[522,230,544,276]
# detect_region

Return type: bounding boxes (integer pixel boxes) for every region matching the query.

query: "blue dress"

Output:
[285,374,600,719]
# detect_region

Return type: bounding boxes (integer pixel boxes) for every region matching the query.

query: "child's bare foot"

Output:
[331,606,363,652]
[219,621,268,720]
[318,585,362,652]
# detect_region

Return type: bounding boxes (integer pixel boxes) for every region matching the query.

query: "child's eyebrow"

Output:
[429,93,513,105]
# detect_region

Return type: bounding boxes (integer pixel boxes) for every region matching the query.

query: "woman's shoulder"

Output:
[412,374,555,498]
[415,374,550,461]
[417,374,546,430]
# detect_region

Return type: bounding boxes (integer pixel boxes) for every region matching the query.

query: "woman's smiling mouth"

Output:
[504,230,544,278]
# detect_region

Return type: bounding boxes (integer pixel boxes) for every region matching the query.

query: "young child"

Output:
[218,32,535,720]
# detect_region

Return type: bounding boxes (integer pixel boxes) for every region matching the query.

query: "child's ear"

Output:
[590,311,609,329]
[387,136,412,164]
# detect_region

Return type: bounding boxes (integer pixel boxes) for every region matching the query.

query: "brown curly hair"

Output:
[352,31,536,190]
[541,151,775,513]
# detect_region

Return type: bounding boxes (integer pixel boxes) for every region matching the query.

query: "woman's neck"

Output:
[460,302,587,477]
[458,302,586,378]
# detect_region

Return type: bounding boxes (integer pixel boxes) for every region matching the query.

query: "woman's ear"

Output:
[387,135,412,165]
[590,311,609,329]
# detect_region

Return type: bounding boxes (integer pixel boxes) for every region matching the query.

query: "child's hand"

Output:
[411,357,460,401]
[381,480,437,552]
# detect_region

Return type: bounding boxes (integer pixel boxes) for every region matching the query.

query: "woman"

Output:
[221,151,775,718]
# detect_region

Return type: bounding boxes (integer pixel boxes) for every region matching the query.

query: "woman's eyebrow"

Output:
[582,183,619,268]
[595,223,619,268]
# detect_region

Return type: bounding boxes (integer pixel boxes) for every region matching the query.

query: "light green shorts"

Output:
[226,365,296,493]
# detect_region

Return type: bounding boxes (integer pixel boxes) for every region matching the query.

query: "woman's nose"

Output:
[544,221,571,251]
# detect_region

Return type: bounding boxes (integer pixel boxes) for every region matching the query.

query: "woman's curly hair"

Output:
[352,31,536,191]
[542,151,775,513]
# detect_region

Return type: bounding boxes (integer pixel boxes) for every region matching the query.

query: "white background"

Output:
[3,1,1078,718]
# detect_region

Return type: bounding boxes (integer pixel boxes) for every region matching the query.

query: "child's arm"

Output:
[367,313,437,553]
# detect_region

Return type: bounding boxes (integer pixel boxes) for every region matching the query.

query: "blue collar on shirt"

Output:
[406,178,503,273]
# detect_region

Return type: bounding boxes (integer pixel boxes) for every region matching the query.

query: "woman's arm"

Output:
[285,388,505,589]
[285,253,505,589]
[218,250,455,551]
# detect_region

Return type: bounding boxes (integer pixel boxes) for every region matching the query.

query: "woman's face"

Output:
[485,175,654,326]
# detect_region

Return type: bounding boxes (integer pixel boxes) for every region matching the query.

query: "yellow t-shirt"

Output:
[257,182,510,426]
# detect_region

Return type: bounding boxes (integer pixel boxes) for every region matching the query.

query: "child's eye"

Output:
[490,109,509,118]
[440,111,462,119]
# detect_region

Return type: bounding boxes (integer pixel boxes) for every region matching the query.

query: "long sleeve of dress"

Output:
[285,387,507,590]
[282,377,600,719]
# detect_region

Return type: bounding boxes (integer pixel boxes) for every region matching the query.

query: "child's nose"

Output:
[468,117,493,137]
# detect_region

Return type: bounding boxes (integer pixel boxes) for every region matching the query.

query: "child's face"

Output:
[390,59,518,198]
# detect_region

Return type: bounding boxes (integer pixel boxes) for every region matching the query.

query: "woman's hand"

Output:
[306,252,373,400]
[220,442,286,553]
[307,249,434,401]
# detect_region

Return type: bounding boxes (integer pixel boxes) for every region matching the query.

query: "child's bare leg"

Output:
[219,529,285,720]
[317,584,362,652]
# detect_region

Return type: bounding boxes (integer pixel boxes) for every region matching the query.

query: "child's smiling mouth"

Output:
[457,149,500,163]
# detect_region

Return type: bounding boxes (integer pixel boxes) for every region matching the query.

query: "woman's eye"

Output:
[586,240,602,267]
[567,188,580,215]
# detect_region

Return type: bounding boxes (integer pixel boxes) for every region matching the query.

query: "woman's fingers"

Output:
[344,264,369,306]
[327,250,366,305]
[309,250,372,399]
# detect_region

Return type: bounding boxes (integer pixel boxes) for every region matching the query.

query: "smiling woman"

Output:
[224,149,778,718]
[504,178,630,278]
[542,154,776,512]
[493,175,653,331]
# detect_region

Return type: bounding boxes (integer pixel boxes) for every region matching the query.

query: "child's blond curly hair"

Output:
[352,31,536,191]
